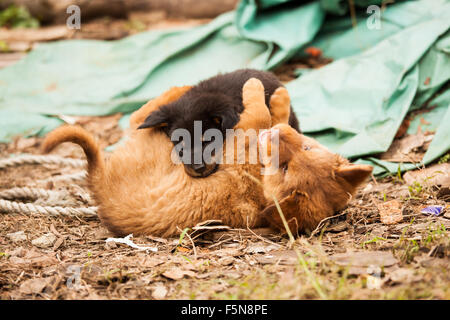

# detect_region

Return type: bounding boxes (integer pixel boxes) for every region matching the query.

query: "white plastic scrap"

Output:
[105,234,158,252]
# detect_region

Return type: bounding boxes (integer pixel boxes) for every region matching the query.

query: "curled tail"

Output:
[42,125,105,182]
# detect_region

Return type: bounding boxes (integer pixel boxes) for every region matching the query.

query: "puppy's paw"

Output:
[243,78,265,107]
[269,87,290,125]
[270,87,290,109]
[244,77,264,91]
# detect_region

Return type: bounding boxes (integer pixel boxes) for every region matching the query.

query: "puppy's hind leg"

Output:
[269,87,291,126]
[237,78,272,131]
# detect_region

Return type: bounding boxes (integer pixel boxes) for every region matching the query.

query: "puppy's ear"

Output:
[212,109,239,131]
[138,109,170,130]
[335,164,373,188]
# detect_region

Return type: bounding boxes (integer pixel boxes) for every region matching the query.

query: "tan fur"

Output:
[42,79,372,237]
[268,87,291,126]
[259,123,373,234]
[43,80,269,237]
[129,86,193,130]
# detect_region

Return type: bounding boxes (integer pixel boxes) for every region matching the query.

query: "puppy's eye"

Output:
[281,163,288,174]
[213,117,221,125]
[303,145,311,151]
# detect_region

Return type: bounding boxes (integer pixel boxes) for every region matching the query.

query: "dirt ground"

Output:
[0,10,449,301]
[0,109,449,300]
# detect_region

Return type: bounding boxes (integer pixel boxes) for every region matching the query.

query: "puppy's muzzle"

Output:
[184,162,218,178]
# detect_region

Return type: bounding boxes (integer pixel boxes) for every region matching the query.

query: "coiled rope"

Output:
[0,199,97,217]
[0,187,61,200]
[0,155,86,169]
[0,155,97,217]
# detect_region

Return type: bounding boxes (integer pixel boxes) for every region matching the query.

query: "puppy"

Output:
[137,69,300,178]
[42,79,272,237]
[42,79,371,237]
[259,124,373,233]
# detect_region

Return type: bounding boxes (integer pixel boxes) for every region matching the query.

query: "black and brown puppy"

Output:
[138,69,301,177]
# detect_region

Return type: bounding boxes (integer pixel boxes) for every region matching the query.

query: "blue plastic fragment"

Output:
[420,205,444,216]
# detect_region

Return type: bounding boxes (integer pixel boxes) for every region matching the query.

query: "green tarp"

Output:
[0,0,449,175]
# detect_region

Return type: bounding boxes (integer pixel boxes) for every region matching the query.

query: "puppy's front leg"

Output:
[236,78,272,131]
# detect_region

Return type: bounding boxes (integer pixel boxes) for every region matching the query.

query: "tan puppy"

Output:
[259,124,373,233]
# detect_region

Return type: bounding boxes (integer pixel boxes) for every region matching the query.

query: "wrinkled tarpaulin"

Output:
[0,0,449,175]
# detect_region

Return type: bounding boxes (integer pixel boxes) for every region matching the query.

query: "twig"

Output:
[309,211,347,239]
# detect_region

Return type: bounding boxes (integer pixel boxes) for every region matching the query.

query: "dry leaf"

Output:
[176,246,191,253]
[445,209,450,219]
[8,247,26,257]
[138,256,165,268]
[395,118,410,138]
[330,251,398,268]
[162,268,196,280]
[49,224,62,237]
[15,137,37,150]
[214,248,243,258]
[380,132,429,162]
[104,241,117,250]
[255,250,298,265]
[377,200,403,225]
[0,26,68,42]
[389,268,420,284]
[327,221,348,233]
[52,236,67,251]
[19,278,52,295]
[218,257,234,266]
[9,248,58,267]
[403,163,450,188]
[244,243,279,254]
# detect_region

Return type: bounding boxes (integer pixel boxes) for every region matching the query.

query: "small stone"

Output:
[152,285,168,300]
[7,231,27,243]
[32,233,57,248]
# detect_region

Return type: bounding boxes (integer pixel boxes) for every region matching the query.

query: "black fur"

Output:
[139,69,301,177]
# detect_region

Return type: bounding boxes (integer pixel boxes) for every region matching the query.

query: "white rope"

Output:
[38,171,87,183]
[0,155,86,170]
[0,154,94,218]
[0,199,97,217]
[0,187,61,200]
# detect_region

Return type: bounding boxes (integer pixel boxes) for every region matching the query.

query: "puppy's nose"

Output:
[192,163,206,172]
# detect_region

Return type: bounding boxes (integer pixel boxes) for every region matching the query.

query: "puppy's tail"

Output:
[42,125,105,182]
